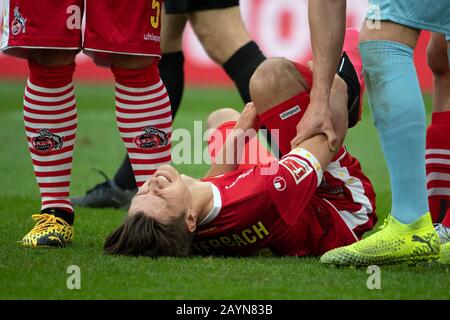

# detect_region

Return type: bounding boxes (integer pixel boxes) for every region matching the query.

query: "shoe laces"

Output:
[29,214,69,234]
[434,223,450,244]
[85,168,113,194]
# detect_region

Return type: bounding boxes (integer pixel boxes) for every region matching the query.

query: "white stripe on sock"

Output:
[116,96,170,110]
[115,80,163,93]
[115,105,171,119]
[25,89,74,103]
[428,188,450,196]
[427,172,450,183]
[31,151,74,162]
[33,163,73,172]
[128,149,172,160]
[36,175,71,184]
[426,158,450,166]
[24,107,76,120]
[40,187,70,193]
[24,118,77,129]
[116,116,172,129]
[25,98,77,112]
[115,88,166,102]
[27,80,73,94]
[426,149,450,156]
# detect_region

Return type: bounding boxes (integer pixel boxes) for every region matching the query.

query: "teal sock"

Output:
[360,40,429,224]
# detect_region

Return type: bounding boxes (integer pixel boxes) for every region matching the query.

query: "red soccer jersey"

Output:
[192,147,376,257]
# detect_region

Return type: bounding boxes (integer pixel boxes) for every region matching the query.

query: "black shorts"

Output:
[165,0,239,14]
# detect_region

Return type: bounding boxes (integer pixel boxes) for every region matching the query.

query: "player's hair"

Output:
[104,212,193,257]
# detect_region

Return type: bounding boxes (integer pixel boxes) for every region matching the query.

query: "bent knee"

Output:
[331,75,348,97]
[207,108,240,129]
[250,58,307,114]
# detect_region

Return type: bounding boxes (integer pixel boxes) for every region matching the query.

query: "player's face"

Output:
[128,165,192,225]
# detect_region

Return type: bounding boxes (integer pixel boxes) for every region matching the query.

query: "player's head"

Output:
[104,164,195,257]
[249,57,311,112]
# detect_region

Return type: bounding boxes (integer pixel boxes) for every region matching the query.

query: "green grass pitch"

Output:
[0,81,449,300]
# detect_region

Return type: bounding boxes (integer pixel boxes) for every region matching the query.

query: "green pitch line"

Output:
[0,82,446,300]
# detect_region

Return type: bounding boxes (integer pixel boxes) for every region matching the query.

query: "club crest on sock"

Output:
[31,129,64,153]
[134,125,169,149]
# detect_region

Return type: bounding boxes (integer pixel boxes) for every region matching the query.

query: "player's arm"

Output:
[309,0,346,104]
[291,73,349,171]
[291,0,346,151]
[268,74,349,225]
[268,133,340,226]
[205,103,260,178]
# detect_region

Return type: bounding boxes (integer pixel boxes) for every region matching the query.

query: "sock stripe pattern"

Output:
[113,63,172,187]
[24,62,76,212]
[426,111,450,222]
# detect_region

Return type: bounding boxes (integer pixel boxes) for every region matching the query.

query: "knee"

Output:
[250,58,307,114]
[110,54,155,69]
[427,35,449,76]
[29,49,77,66]
[206,108,240,130]
[331,75,348,98]
[249,59,277,114]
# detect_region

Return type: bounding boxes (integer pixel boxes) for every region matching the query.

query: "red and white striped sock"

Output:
[112,62,172,187]
[426,111,450,223]
[25,60,77,214]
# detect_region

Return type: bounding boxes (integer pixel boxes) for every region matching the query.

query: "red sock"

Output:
[426,111,450,223]
[112,62,172,187]
[25,60,77,213]
[442,210,450,228]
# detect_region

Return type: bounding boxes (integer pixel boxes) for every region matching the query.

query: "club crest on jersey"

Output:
[273,176,286,191]
[11,7,26,36]
[279,156,312,185]
[134,126,169,149]
[31,129,63,153]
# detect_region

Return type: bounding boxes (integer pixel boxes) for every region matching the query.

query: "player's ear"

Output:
[185,208,197,233]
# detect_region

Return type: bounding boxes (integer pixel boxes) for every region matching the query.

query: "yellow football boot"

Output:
[320,213,440,266]
[22,211,74,248]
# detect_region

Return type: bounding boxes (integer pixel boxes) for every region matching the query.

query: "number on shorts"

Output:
[150,0,161,29]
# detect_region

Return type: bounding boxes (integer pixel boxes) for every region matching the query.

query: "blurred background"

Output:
[0,0,433,90]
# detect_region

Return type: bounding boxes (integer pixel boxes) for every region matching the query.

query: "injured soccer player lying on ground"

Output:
[104,36,377,258]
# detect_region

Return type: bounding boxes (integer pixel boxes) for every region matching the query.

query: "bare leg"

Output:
[189,6,251,65]
[427,33,450,113]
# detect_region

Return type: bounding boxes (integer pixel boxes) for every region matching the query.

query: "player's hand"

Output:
[290,96,338,152]
[235,102,261,132]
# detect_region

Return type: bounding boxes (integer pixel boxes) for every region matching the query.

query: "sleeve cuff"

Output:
[287,148,323,187]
